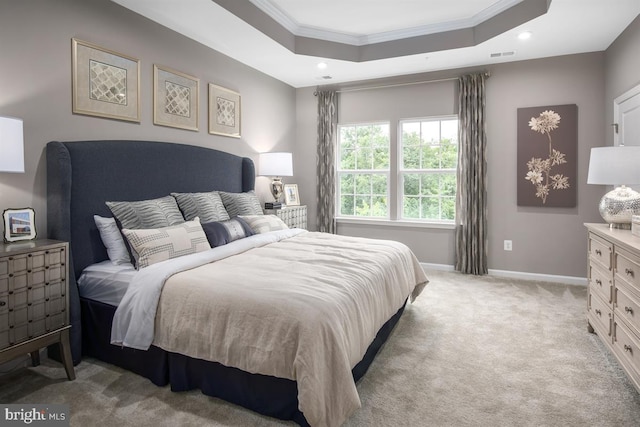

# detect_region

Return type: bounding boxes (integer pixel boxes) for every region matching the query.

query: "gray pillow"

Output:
[219,191,263,217]
[171,191,230,223]
[106,195,184,230]
[93,215,130,265]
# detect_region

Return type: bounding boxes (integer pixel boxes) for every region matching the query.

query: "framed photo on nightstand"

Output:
[284,184,300,206]
[3,207,37,242]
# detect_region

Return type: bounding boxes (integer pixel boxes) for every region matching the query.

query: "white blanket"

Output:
[112,231,427,427]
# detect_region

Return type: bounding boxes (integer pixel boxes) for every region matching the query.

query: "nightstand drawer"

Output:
[590,263,612,303]
[613,320,640,385]
[589,233,613,271]
[615,284,640,336]
[588,289,611,339]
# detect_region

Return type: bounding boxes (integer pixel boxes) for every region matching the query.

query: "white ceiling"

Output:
[111,0,640,88]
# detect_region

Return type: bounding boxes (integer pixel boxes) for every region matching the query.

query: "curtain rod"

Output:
[313,71,490,96]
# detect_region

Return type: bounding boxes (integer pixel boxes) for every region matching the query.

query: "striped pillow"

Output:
[219,191,263,217]
[121,218,211,269]
[171,191,230,223]
[239,215,289,234]
[106,195,184,230]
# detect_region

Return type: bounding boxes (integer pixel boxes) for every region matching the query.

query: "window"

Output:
[337,123,390,217]
[400,117,458,221]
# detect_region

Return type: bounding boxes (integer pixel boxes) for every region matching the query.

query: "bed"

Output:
[46,140,427,427]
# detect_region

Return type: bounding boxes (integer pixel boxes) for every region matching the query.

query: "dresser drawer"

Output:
[588,289,612,339]
[589,263,612,303]
[613,320,640,387]
[615,247,640,291]
[589,233,613,271]
[615,284,640,336]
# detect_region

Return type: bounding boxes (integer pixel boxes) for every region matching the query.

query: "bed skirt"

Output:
[80,297,407,425]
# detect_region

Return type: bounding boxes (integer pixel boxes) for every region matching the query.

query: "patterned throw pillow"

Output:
[94,215,130,265]
[106,195,184,230]
[171,191,230,223]
[121,218,211,269]
[239,215,289,234]
[219,191,263,217]
[201,217,255,247]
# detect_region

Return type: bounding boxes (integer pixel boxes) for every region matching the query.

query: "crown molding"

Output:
[249,0,523,46]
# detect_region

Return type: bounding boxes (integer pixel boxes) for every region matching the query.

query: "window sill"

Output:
[335,217,456,230]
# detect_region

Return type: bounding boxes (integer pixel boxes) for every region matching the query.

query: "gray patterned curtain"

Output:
[455,73,488,275]
[316,89,338,233]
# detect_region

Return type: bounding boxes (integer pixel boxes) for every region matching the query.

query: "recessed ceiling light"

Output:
[518,31,532,40]
[317,62,328,70]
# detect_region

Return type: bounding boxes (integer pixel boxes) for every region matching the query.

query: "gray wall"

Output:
[0,0,297,235]
[296,52,612,278]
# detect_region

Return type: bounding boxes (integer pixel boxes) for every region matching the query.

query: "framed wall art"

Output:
[208,83,241,138]
[517,104,577,207]
[284,184,300,206]
[3,207,37,242]
[154,65,199,131]
[72,38,140,122]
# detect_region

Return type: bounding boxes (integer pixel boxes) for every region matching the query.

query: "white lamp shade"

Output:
[587,146,640,185]
[0,116,25,173]
[259,152,293,177]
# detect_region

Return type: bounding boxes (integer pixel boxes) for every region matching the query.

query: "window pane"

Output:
[421,145,440,169]
[341,148,356,169]
[404,196,419,219]
[441,137,457,169]
[356,126,372,149]
[421,197,440,219]
[355,196,371,216]
[356,148,372,169]
[373,123,390,147]
[421,174,439,196]
[441,197,455,220]
[340,126,356,149]
[441,119,458,144]
[373,148,389,169]
[355,174,371,194]
[372,174,387,195]
[441,173,456,196]
[340,173,355,194]
[421,121,440,144]
[372,196,387,217]
[340,195,355,216]
[404,174,419,196]
[403,145,420,169]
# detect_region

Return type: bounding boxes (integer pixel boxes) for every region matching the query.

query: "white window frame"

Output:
[398,115,459,224]
[336,121,391,219]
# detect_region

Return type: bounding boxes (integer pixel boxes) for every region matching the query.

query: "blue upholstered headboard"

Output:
[46,140,255,363]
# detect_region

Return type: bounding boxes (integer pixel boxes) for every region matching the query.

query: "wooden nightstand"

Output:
[0,239,75,380]
[264,205,307,229]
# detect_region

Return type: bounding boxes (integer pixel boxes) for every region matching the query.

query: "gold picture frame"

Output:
[284,184,300,206]
[153,65,199,131]
[208,83,241,138]
[72,38,140,122]
[3,207,37,242]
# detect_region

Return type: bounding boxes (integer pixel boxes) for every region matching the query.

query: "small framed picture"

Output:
[208,83,241,138]
[3,208,37,242]
[284,184,300,206]
[154,64,199,131]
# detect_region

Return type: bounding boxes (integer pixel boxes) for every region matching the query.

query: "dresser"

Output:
[586,223,640,392]
[0,239,75,380]
[264,205,307,229]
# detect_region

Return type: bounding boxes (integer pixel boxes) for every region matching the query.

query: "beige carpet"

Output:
[2,270,640,426]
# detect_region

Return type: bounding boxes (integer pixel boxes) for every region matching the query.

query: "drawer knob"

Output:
[595,249,602,256]
[625,306,634,315]
[0,301,5,307]
[595,279,602,286]
[624,344,633,353]
[625,268,635,277]
[595,309,602,316]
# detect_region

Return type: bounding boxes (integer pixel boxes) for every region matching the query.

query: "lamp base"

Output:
[270,177,284,203]
[599,185,640,228]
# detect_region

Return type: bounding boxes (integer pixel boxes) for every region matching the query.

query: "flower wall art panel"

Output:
[517,104,577,207]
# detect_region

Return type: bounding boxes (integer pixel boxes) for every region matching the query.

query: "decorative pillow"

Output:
[239,215,289,234]
[201,217,255,247]
[106,195,184,230]
[121,218,211,269]
[171,191,230,223]
[219,191,263,217]
[94,215,130,265]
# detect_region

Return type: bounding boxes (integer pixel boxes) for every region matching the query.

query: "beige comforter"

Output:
[153,232,427,427]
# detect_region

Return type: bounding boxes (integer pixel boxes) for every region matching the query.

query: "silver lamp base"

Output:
[270,177,284,203]
[599,185,640,229]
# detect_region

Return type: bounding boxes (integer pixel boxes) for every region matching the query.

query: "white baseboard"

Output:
[420,263,587,286]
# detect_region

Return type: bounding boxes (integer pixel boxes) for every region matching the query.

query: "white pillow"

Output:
[239,215,289,234]
[121,218,211,269]
[94,215,130,265]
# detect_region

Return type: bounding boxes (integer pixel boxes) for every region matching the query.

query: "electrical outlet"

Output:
[504,240,513,251]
